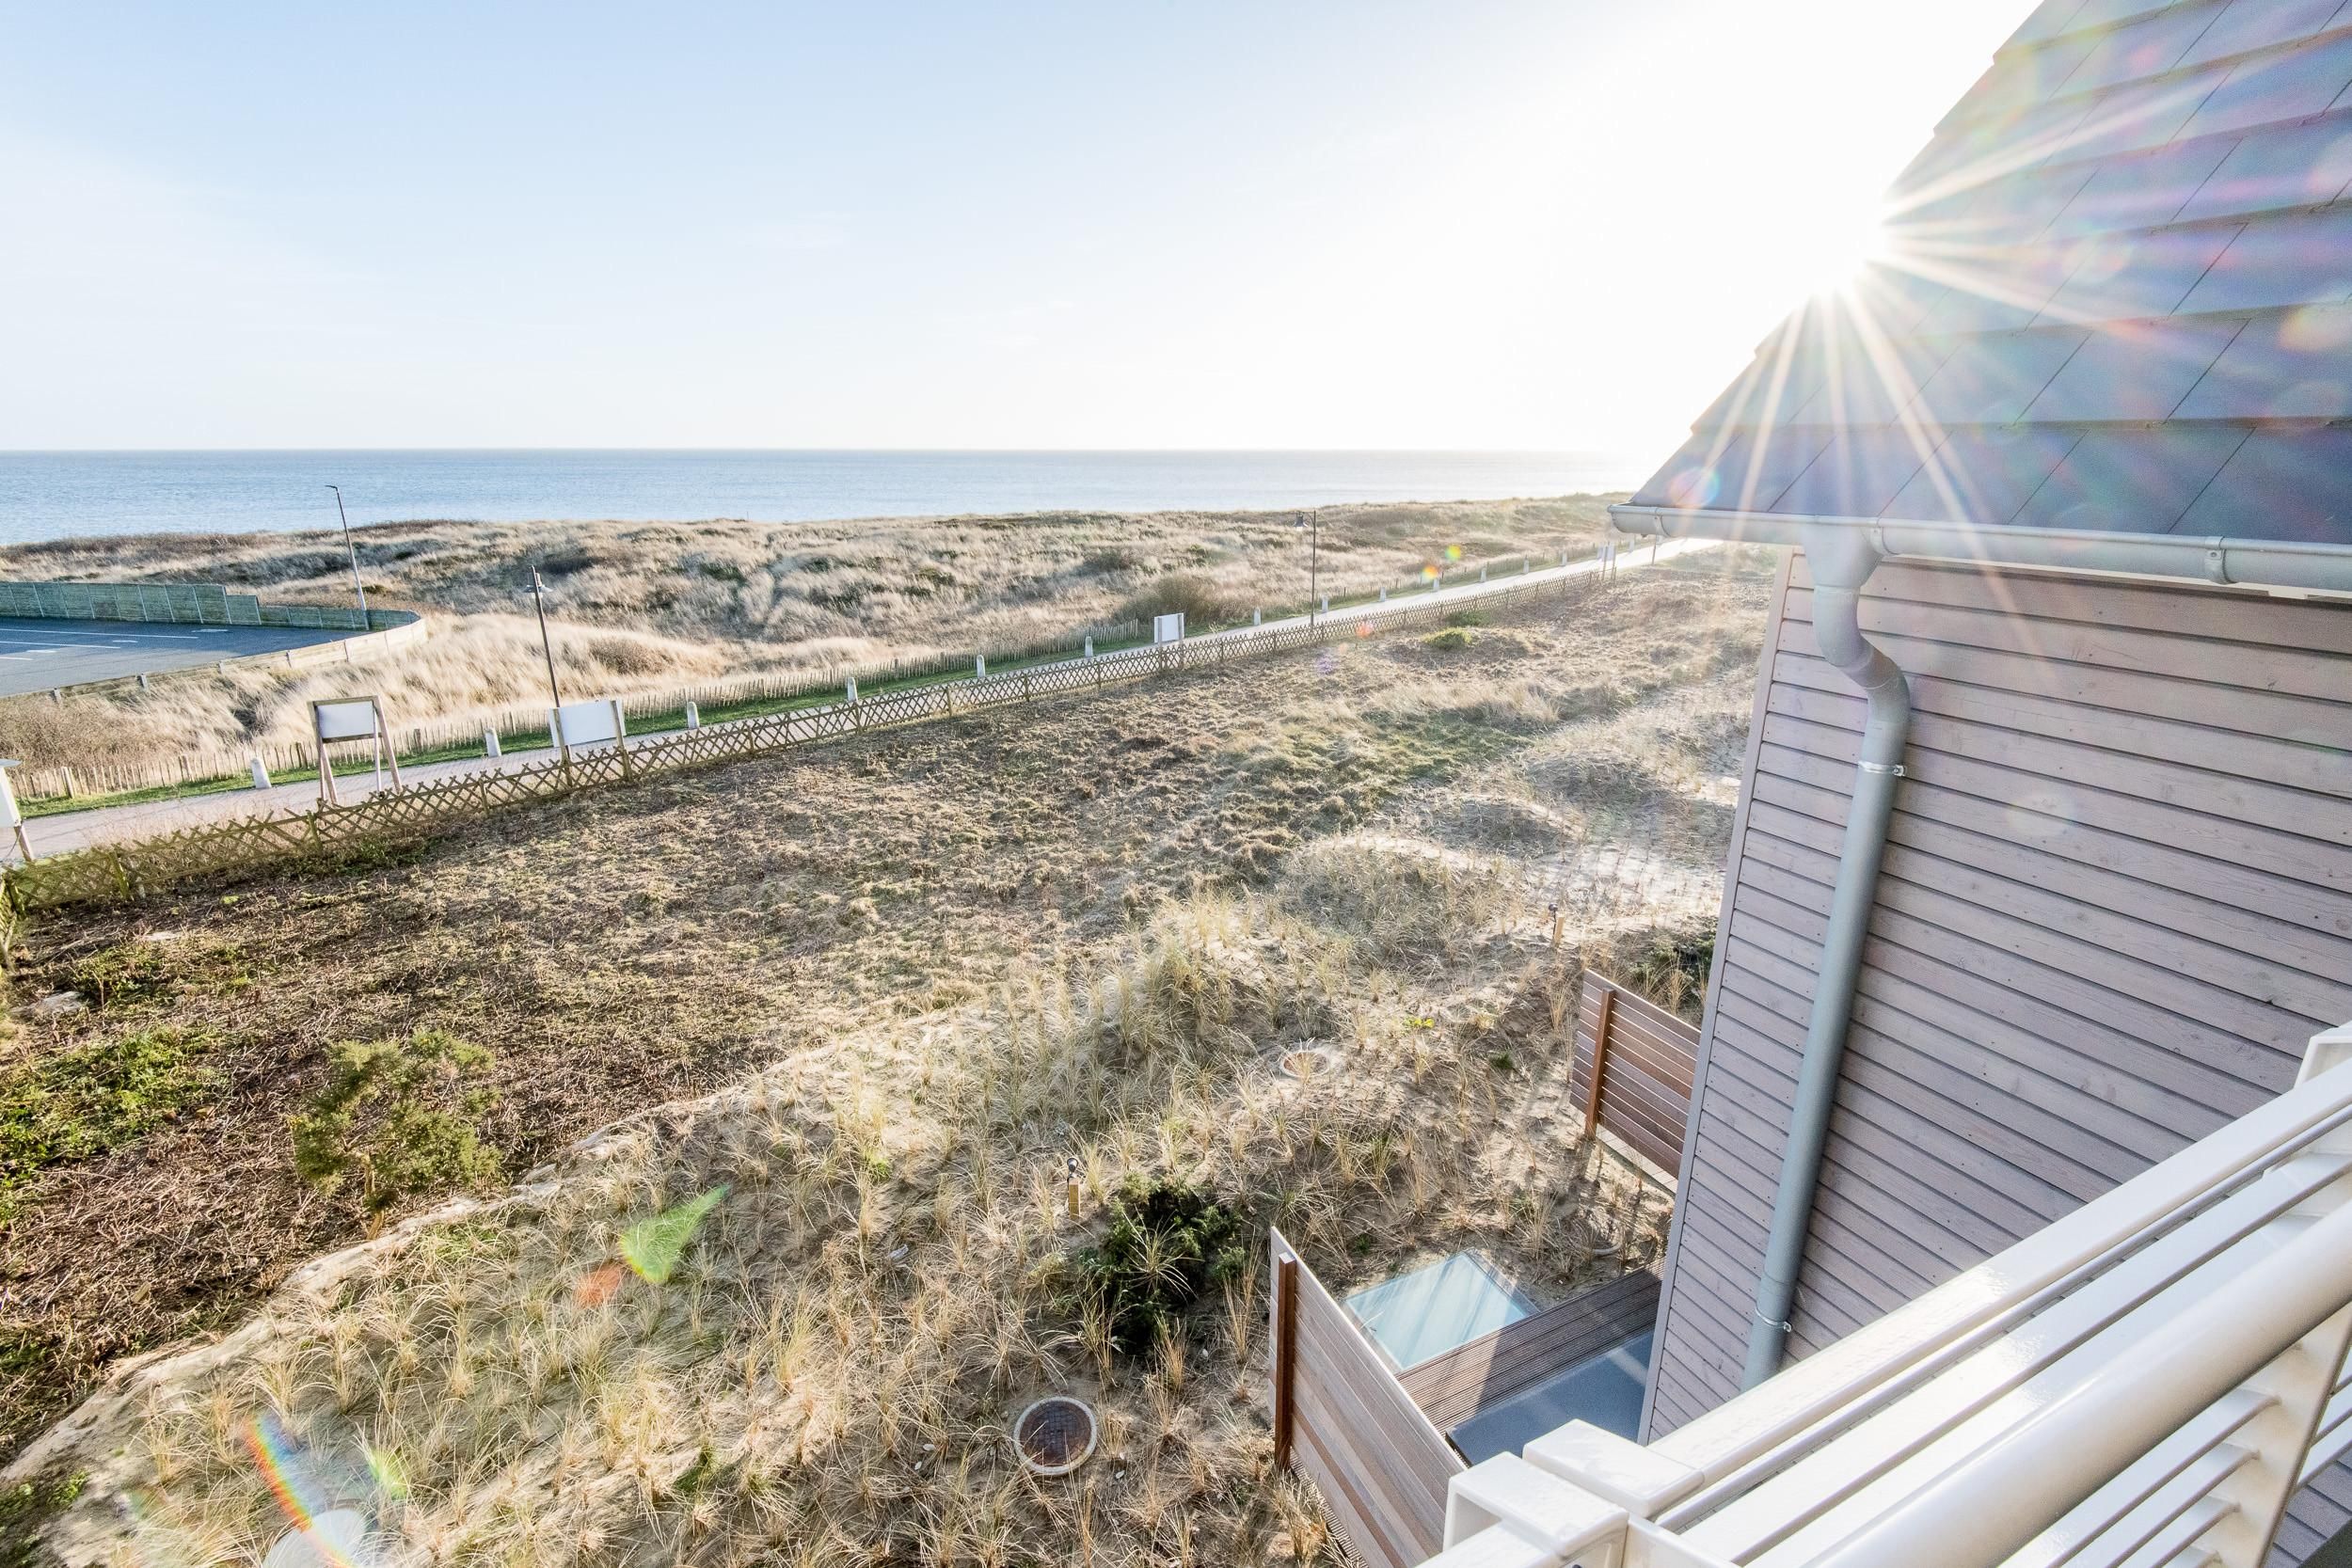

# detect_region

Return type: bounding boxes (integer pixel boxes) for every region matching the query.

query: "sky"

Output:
[1,1,2026,458]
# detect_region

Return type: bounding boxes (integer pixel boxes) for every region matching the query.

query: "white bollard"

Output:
[685,701,701,730]
[1562,548,1570,565]
[1479,564,1487,581]
[1253,608,1262,626]
[976,654,986,678]
[1084,637,1093,659]
[845,674,858,704]
[249,754,269,790]
[1321,594,1329,612]
[484,728,501,758]
[1378,586,1387,602]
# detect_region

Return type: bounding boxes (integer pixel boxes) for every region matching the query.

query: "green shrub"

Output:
[0,1026,218,1220]
[1070,1178,1248,1354]
[1625,922,1716,1019]
[1422,626,1478,652]
[1442,609,1488,628]
[290,1028,501,1230]
[1118,573,1247,629]
[65,943,171,1006]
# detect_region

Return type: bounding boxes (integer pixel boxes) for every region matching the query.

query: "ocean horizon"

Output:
[0,449,1648,546]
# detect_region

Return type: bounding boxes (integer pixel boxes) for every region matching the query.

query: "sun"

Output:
[1797,204,1896,296]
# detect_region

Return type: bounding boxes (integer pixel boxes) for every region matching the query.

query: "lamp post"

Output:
[325,485,369,623]
[1295,510,1320,626]
[520,570,564,712]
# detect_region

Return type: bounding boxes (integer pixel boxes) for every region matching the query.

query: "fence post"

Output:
[1273,1254,1299,1467]
[1583,982,1616,1140]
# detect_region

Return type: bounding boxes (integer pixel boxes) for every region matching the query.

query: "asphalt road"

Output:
[17,537,1712,861]
[0,617,352,696]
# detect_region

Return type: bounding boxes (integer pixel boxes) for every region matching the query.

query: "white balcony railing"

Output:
[1421,1022,2352,1568]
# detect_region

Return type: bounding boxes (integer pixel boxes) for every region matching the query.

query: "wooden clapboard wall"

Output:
[1269,1228,1465,1568]
[1569,974,1700,1173]
[1642,553,2352,1563]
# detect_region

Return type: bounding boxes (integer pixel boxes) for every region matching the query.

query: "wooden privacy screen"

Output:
[1570,973,1700,1173]
[1270,1227,1465,1568]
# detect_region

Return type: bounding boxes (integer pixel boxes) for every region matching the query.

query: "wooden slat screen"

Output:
[1269,1227,1465,1568]
[1394,1270,1661,1432]
[1570,973,1702,1173]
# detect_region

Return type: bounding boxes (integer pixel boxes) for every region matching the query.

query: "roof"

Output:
[1627,0,2352,547]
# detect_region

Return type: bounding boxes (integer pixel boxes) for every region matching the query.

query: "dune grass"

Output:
[0,562,1772,1565]
[0,498,1614,784]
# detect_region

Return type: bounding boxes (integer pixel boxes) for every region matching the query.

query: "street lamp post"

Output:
[520,570,564,712]
[325,485,370,623]
[1296,510,1320,626]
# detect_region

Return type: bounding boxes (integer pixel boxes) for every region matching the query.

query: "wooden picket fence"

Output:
[7,570,1606,915]
[1569,971,1701,1174]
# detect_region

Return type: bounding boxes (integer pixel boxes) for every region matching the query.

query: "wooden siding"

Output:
[1269,1228,1465,1568]
[1396,1270,1661,1433]
[1641,555,2352,1557]
[1570,976,1701,1174]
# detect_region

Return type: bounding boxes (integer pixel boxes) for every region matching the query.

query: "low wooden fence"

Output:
[1270,1227,1465,1568]
[1570,972,1701,1174]
[6,570,1602,914]
[1394,1269,1661,1433]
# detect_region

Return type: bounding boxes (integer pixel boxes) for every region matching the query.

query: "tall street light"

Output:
[325,485,370,622]
[520,570,564,712]
[1295,509,1320,626]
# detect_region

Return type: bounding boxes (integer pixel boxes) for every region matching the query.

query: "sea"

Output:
[0,450,1648,546]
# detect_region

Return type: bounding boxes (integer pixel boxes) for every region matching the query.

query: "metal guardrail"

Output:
[1414,1021,2352,1568]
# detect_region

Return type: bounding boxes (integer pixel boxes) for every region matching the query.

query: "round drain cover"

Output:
[1278,1044,1338,1081]
[1014,1396,1099,1476]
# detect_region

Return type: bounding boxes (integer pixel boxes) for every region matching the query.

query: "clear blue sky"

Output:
[0,1,2022,455]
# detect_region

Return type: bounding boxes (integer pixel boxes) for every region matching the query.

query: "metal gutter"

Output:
[1741,525,1911,1386]
[1608,504,2352,595]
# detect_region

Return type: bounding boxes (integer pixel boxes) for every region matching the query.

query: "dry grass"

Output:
[0,498,1614,772]
[0,562,1772,1565]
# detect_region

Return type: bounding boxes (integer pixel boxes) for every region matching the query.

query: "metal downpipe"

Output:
[1742,526,1913,1386]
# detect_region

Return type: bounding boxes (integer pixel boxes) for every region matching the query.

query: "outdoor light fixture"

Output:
[1295,510,1320,626]
[325,485,369,622]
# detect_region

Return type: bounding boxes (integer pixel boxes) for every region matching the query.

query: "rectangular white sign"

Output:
[1152,612,1185,644]
[552,698,624,749]
[313,699,381,742]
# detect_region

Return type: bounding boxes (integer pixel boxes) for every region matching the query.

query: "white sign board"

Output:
[313,699,382,742]
[552,698,625,750]
[1152,612,1185,644]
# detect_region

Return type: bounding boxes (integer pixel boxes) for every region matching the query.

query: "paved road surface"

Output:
[0,617,352,696]
[18,538,1713,861]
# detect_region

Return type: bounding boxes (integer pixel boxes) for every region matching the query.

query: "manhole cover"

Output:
[1278,1044,1339,1081]
[1014,1396,1099,1476]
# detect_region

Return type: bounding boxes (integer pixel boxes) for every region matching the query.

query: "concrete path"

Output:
[18,537,1714,861]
